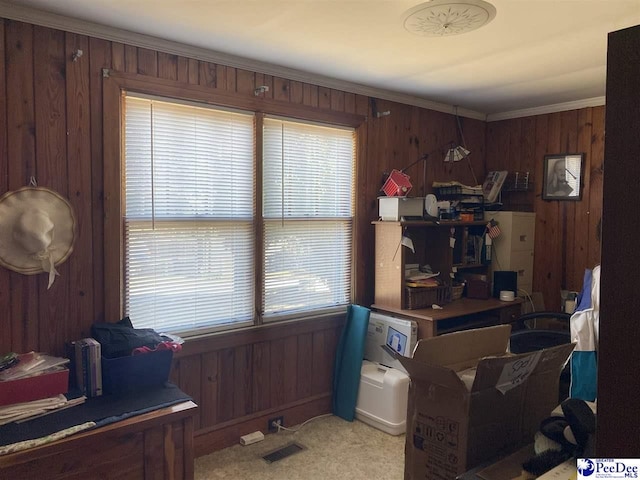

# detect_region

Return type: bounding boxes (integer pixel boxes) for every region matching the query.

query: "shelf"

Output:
[372,220,487,227]
[453,263,487,269]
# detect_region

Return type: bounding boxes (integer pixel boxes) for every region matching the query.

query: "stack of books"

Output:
[73,338,103,398]
[0,352,75,420]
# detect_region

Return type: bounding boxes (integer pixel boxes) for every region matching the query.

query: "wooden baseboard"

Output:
[194,394,332,457]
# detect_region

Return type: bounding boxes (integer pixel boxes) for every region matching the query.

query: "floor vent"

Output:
[262,442,306,464]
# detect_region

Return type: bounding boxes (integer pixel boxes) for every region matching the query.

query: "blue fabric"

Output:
[575,268,593,312]
[332,304,370,421]
[569,267,599,401]
[570,351,598,401]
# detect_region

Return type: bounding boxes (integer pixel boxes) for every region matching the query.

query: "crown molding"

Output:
[486,96,606,122]
[0,1,605,122]
[0,1,489,121]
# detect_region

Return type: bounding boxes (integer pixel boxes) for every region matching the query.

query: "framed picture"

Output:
[542,153,584,201]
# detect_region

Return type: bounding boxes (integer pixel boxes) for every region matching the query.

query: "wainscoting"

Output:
[168,314,344,456]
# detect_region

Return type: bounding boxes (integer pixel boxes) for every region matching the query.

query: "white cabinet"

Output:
[484,211,535,295]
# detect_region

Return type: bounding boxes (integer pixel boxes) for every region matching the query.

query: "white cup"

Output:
[500,290,515,301]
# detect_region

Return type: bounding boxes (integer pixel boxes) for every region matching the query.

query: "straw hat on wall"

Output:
[0,187,76,289]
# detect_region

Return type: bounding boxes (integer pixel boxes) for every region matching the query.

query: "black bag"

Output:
[91,317,168,358]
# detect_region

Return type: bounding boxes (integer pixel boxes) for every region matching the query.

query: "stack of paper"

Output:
[0,352,69,382]
[0,394,86,425]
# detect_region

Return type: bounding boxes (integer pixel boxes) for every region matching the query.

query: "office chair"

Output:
[509,311,571,353]
[509,311,572,402]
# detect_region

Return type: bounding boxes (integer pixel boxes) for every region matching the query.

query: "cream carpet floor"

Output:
[195,415,405,480]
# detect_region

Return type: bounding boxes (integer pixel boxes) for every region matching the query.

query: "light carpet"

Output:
[195,415,405,480]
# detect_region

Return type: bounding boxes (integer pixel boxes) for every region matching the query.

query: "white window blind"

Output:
[262,118,355,320]
[124,95,255,334]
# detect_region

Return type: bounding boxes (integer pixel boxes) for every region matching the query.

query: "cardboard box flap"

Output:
[472,342,575,394]
[533,342,575,372]
[396,355,467,389]
[411,325,511,367]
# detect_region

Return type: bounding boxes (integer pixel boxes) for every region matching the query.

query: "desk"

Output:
[0,400,197,480]
[373,297,522,338]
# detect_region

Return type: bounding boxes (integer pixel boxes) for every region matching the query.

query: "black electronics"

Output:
[493,270,517,298]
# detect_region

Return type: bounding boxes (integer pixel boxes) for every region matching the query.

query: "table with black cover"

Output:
[0,383,197,480]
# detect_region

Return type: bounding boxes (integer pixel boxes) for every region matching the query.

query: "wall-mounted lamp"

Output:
[448,107,478,185]
[72,49,83,62]
[254,85,270,96]
[444,144,471,163]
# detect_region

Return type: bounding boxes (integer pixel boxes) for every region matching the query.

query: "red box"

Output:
[0,368,69,406]
[382,169,412,196]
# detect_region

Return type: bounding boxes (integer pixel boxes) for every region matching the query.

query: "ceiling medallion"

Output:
[403,0,497,37]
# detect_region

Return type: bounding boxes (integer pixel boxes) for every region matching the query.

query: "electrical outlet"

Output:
[268,416,284,432]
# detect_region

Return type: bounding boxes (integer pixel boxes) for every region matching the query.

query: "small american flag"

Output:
[486,219,501,239]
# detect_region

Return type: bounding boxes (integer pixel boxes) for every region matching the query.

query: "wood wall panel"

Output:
[486,107,603,310]
[158,52,178,81]
[0,20,9,355]
[0,16,605,458]
[6,20,38,354]
[34,25,69,354]
[198,61,215,88]
[236,68,255,96]
[251,342,271,413]
[65,32,94,343]
[111,42,125,71]
[88,36,111,324]
[199,351,218,428]
[177,355,202,429]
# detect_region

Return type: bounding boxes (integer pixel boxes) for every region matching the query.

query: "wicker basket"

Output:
[451,284,464,300]
[404,285,451,309]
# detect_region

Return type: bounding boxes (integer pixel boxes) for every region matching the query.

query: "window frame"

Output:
[102,71,365,333]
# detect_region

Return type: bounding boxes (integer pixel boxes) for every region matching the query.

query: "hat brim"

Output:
[0,187,76,274]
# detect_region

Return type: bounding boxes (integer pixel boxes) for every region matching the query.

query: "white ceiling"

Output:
[4,0,640,119]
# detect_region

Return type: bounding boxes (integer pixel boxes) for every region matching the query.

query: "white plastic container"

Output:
[355,360,410,435]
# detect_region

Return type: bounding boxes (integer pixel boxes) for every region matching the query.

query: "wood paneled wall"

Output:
[0,16,604,456]
[486,109,604,310]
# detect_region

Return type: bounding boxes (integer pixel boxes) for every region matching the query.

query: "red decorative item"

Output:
[382,169,412,197]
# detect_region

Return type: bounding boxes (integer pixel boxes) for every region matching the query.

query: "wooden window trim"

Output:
[102,69,366,325]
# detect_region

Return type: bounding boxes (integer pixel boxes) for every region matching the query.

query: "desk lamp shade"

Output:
[444,145,471,163]
[382,169,413,196]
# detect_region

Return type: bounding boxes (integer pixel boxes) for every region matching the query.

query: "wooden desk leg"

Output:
[417,320,436,339]
[183,416,194,480]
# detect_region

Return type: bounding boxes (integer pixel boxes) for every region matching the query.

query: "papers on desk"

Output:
[0,352,69,382]
[0,393,86,426]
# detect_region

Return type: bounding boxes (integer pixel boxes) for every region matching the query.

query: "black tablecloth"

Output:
[0,382,192,447]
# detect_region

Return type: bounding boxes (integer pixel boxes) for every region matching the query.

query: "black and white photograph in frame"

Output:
[542,153,584,201]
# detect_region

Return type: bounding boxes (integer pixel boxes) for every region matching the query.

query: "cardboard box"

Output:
[0,368,69,406]
[378,196,424,221]
[396,325,574,480]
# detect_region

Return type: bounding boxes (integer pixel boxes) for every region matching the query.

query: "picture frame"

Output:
[542,153,584,201]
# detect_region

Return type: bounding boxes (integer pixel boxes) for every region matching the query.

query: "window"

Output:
[123,94,355,335]
[262,118,355,320]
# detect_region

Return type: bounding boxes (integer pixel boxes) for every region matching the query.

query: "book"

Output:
[74,338,102,398]
[482,170,508,204]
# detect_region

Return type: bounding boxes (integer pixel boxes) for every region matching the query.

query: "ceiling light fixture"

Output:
[403,0,497,37]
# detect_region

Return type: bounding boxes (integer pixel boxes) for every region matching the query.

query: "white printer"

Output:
[355,312,417,435]
[363,312,417,372]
